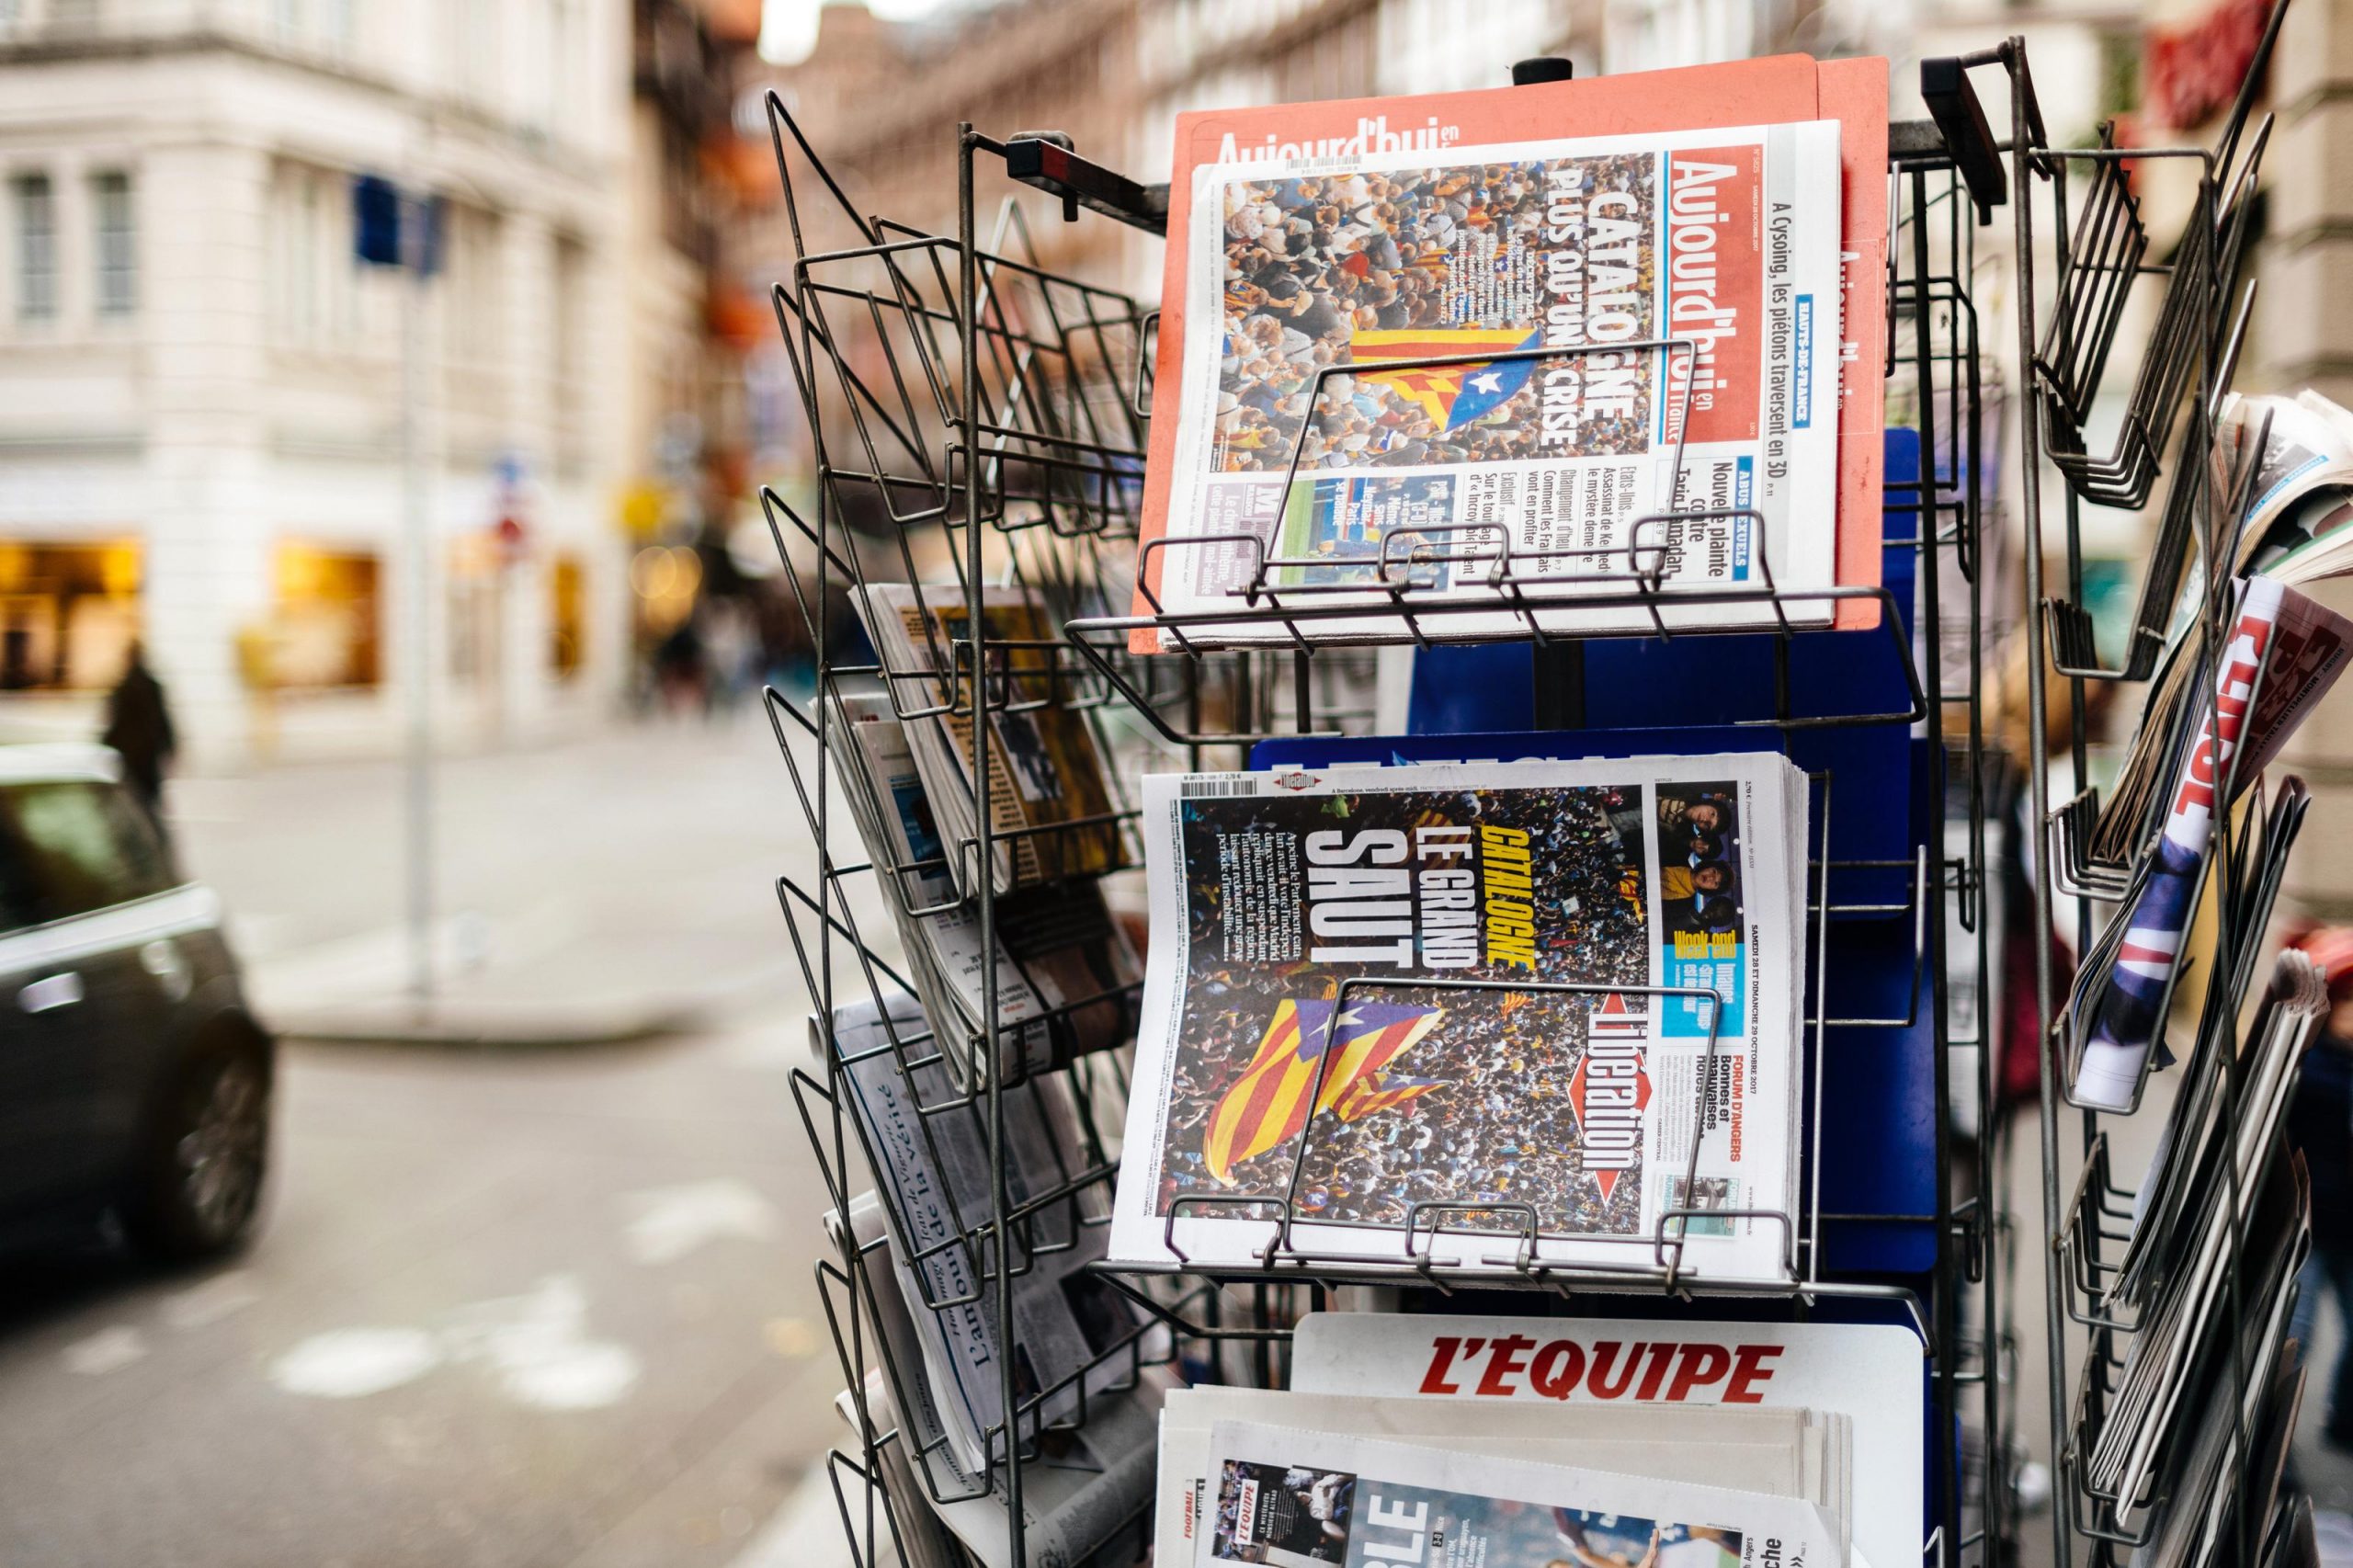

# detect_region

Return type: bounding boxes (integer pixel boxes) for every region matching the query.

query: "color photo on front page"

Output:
[1155,778,1657,1240]
[1211,1458,1747,1568]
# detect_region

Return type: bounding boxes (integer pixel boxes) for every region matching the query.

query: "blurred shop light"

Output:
[631,544,704,602]
[100,544,140,597]
[726,515,781,579]
[619,482,670,540]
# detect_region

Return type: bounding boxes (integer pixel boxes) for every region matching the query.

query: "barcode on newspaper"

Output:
[1179,775,1260,797]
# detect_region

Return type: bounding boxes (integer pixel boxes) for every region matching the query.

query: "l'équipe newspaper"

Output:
[1202,1421,1840,1568]
[1159,119,1845,641]
[1284,1311,1922,1568]
[1109,756,1807,1280]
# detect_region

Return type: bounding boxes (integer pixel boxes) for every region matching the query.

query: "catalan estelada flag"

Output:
[1203,999,1444,1186]
[1349,327,1542,429]
[1331,1073,1446,1123]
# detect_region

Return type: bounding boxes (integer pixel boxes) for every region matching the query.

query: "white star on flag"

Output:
[1467,370,1505,394]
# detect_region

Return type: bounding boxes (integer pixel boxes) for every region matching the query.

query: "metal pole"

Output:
[2001,39,2075,1568]
[402,191,434,1013]
[959,123,1022,1560]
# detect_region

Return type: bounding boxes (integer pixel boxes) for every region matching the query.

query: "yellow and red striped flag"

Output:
[1331,1072,1446,1123]
[1202,999,1443,1186]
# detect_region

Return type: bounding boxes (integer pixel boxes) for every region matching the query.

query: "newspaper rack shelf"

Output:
[1951,6,2316,1565]
[742,16,2306,1568]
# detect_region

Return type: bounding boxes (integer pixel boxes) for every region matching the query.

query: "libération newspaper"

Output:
[1155,119,1846,641]
[1108,756,1807,1281]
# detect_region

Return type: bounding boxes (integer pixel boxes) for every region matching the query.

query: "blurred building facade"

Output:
[0,0,756,768]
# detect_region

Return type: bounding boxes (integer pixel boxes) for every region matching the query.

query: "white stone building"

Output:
[0,0,636,767]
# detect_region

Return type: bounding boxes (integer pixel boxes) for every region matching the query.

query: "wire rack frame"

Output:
[1969,4,2308,1563]
[753,57,2026,1568]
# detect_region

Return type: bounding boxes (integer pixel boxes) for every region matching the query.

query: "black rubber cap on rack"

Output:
[1511,57,1574,85]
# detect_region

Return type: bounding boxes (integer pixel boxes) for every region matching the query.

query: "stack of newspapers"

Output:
[2069,953,2325,1560]
[1155,1311,1923,1568]
[817,992,1167,1568]
[1127,53,1893,644]
[1109,752,1813,1282]
[834,585,1142,1088]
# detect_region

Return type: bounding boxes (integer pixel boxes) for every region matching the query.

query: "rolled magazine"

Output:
[1109,753,1809,1281]
[2069,574,2353,1110]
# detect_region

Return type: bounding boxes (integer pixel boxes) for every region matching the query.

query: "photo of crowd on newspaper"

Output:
[1656,782,1744,938]
[1154,784,1654,1236]
[1211,153,1660,475]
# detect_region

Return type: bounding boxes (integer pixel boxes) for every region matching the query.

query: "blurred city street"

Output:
[0,718,865,1568]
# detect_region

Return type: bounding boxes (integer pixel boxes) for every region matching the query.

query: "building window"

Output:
[13,173,57,324]
[92,170,135,318]
[0,541,142,691]
[551,555,585,677]
[272,544,381,687]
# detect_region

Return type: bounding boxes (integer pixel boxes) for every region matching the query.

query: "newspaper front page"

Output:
[1159,121,1845,641]
[1201,1421,1841,1568]
[1109,756,1806,1281]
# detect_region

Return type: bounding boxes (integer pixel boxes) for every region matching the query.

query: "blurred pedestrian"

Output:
[654,615,709,716]
[2290,925,2353,1449]
[101,639,176,832]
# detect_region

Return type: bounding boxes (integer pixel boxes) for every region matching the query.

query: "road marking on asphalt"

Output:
[267,1276,639,1411]
[622,1178,779,1266]
[441,1276,640,1411]
[726,1461,852,1568]
[267,1328,443,1398]
[764,1317,820,1358]
[62,1325,147,1376]
[160,1270,261,1331]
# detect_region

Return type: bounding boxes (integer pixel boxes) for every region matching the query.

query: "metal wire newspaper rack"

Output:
[1955,5,2313,1564]
[737,18,2296,1566]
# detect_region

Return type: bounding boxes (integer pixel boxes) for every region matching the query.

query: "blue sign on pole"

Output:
[352,176,446,275]
[353,174,402,267]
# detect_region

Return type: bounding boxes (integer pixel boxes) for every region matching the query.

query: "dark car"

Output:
[0,744,271,1260]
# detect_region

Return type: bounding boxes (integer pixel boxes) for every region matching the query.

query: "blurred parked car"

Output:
[0,745,271,1260]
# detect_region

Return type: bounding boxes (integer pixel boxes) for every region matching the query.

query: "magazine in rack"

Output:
[1129,54,1891,649]
[854,584,1130,894]
[828,683,1142,1085]
[1109,755,1807,1281]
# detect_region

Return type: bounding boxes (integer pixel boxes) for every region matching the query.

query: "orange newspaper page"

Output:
[1129,54,1890,651]
[1818,54,1890,633]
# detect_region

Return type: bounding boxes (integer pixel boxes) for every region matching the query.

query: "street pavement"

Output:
[0,715,874,1567]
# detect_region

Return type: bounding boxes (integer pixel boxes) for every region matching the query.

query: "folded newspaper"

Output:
[829,682,1142,1087]
[1146,117,1847,643]
[1158,1388,1852,1568]
[829,1253,1172,1568]
[1200,1421,1842,1568]
[1110,755,1808,1280]
[1284,1311,1921,1568]
[824,994,1154,1474]
[852,584,1130,893]
[2223,389,2353,581]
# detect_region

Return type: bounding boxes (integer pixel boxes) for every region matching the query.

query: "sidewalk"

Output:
[167,714,847,1046]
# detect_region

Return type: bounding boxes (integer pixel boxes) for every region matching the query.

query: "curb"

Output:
[274,1001,708,1051]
